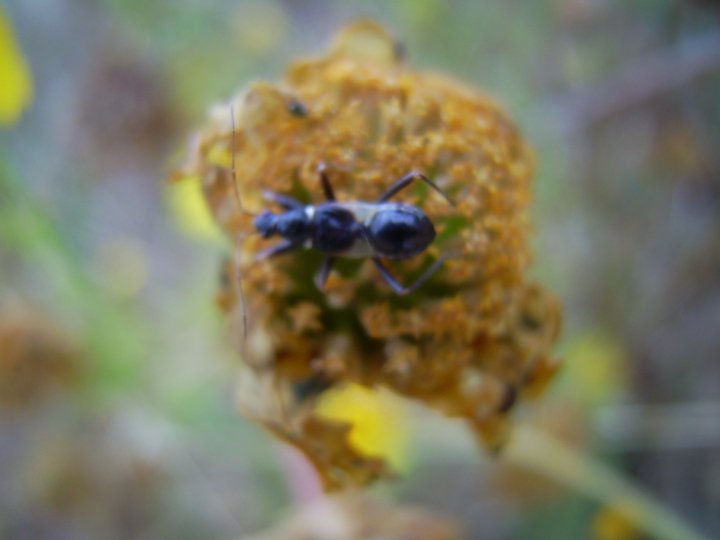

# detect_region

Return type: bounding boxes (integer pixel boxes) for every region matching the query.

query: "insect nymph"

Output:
[253,164,454,295]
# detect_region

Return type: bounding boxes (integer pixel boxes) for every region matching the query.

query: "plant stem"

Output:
[505,426,708,540]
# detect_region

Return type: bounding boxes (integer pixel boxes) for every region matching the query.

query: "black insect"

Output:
[253,164,454,295]
[286,98,308,118]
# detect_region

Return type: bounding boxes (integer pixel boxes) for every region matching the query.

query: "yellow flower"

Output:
[0,9,33,126]
[316,383,409,471]
[167,174,225,242]
[562,329,628,406]
[593,502,642,540]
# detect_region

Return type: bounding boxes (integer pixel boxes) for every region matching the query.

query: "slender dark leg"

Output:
[317,162,336,201]
[314,256,335,290]
[262,190,303,210]
[378,171,455,206]
[372,255,448,295]
[256,240,298,260]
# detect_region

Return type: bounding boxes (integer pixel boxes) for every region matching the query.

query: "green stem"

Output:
[505,426,708,540]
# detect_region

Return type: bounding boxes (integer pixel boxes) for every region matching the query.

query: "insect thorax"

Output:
[311,204,365,255]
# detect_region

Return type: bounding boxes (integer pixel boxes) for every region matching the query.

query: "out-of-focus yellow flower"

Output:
[0,9,33,126]
[562,329,628,406]
[592,502,642,540]
[316,383,409,471]
[168,175,224,242]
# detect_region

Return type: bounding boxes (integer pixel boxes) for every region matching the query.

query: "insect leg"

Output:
[317,162,336,201]
[378,171,455,206]
[262,190,303,210]
[314,256,336,290]
[256,240,298,260]
[372,255,448,295]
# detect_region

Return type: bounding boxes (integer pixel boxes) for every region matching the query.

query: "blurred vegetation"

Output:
[1,1,719,539]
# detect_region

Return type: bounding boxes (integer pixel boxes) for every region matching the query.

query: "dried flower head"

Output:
[0,311,80,409]
[177,21,561,490]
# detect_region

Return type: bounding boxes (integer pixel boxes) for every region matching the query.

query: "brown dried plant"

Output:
[177,21,561,490]
[0,309,81,410]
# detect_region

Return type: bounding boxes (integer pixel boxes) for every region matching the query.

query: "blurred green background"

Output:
[1,1,719,539]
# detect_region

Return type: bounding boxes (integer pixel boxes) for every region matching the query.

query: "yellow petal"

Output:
[167,175,224,242]
[316,383,409,471]
[0,9,33,126]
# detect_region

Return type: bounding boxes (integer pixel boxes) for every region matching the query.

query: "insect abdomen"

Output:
[367,205,435,259]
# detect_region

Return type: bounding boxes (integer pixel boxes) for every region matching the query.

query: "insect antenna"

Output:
[229,105,255,218]
[229,104,252,345]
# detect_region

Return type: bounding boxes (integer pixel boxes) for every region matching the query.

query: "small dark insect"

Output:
[253,163,454,294]
[287,98,308,117]
[227,104,453,338]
